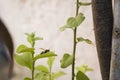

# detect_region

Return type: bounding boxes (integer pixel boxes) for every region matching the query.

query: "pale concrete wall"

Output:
[0,0,101,80]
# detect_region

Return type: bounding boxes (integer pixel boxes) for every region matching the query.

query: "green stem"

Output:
[72,0,79,80]
[32,44,35,80]
[32,55,35,80]
[49,66,52,80]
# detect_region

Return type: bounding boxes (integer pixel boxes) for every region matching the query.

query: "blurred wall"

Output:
[0,0,101,80]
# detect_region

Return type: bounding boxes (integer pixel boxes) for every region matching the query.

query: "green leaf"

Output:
[60,25,70,31]
[16,45,34,53]
[77,37,92,44]
[67,17,78,27]
[25,33,35,38]
[52,71,66,79]
[75,13,85,26]
[60,53,73,68]
[47,57,55,68]
[25,33,43,46]
[25,33,35,46]
[35,65,49,73]
[35,72,49,80]
[14,53,33,70]
[35,37,43,41]
[24,77,32,80]
[76,65,93,73]
[60,13,85,31]
[76,71,89,80]
[79,2,91,6]
[85,39,92,44]
[77,37,85,42]
[34,51,57,61]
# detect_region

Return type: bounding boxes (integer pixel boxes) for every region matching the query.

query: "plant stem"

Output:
[32,55,35,80]
[32,44,35,80]
[49,65,52,80]
[72,0,79,80]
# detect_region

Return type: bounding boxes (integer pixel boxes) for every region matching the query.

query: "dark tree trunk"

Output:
[91,0,113,80]
[110,0,120,80]
[0,19,14,78]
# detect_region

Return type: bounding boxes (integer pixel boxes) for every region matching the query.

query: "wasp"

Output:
[40,48,50,55]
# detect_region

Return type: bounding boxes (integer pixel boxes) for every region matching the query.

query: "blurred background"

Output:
[0,0,101,80]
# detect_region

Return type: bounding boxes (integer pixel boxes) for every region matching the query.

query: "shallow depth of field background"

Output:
[0,0,102,80]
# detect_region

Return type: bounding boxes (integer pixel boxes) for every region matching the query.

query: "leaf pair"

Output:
[60,53,93,80]
[34,57,58,80]
[35,57,66,80]
[15,44,34,70]
[15,47,57,70]
[15,51,57,70]
[47,57,66,79]
[76,65,93,80]
[25,33,43,46]
[76,65,93,73]
[35,57,56,73]
[34,71,65,80]
[60,13,85,31]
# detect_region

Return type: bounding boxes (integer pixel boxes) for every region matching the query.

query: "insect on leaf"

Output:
[34,51,57,61]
